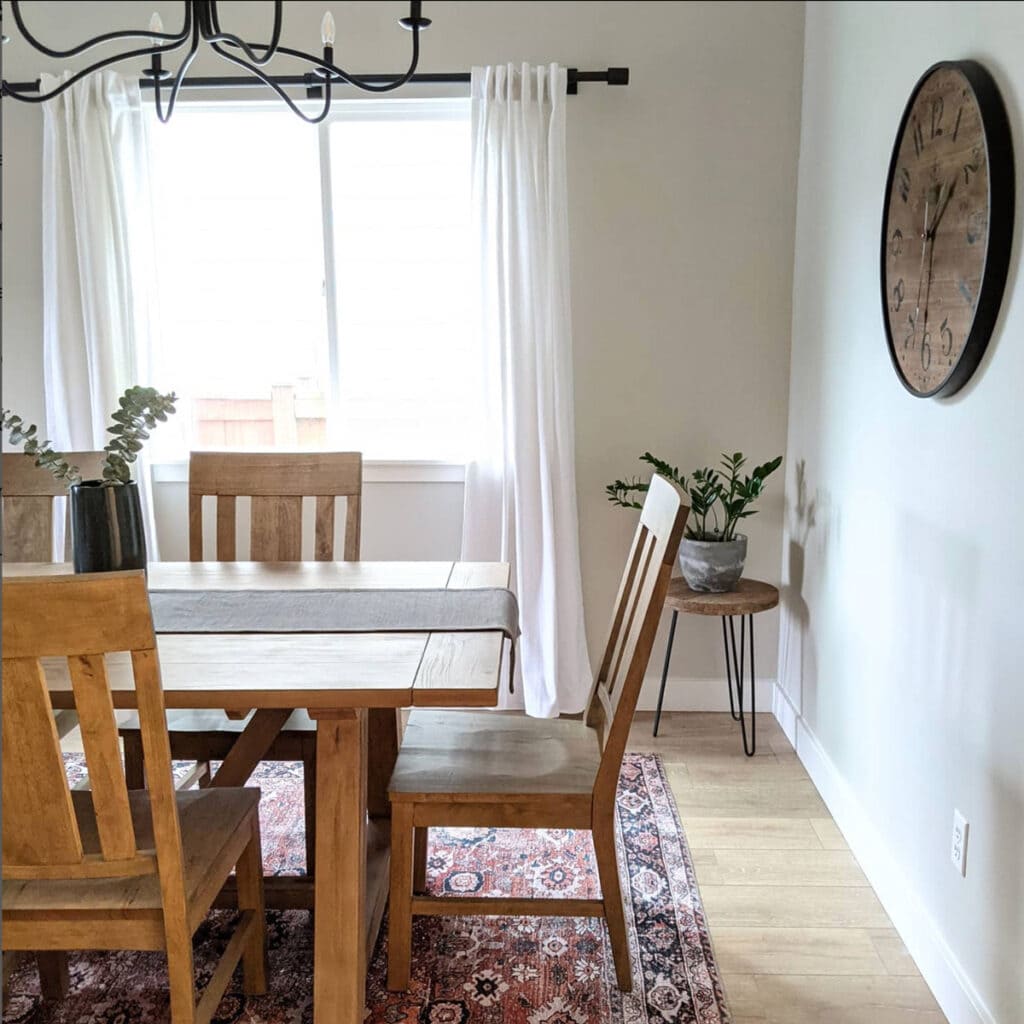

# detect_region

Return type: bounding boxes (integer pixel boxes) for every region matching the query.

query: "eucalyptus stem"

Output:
[2,387,178,489]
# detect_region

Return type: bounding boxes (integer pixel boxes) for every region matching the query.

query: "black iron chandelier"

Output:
[1,0,432,123]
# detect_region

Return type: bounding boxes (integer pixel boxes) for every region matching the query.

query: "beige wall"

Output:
[1,1,805,706]
[782,3,1024,1021]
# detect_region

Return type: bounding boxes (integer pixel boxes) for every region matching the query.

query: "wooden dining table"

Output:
[3,559,511,1024]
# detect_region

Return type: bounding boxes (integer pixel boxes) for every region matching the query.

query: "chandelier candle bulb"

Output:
[321,12,336,47]
[149,11,163,34]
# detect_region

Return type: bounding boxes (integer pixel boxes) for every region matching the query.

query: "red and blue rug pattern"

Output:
[3,753,730,1024]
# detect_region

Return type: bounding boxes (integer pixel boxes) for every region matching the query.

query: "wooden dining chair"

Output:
[385,473,689,992]
[119,451,366,881]
[2,450,106,563]
[1,572,267,1023]
[2,451,106,742]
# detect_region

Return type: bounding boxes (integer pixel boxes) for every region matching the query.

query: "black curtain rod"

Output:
[4,67,629,98]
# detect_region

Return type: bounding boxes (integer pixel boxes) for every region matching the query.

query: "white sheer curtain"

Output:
[461,64,592,717]
[41,70,161,557]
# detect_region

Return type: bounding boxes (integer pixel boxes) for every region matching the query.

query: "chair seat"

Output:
[2,787,260,916]
[389,709,602,803]
[120,708,316,734]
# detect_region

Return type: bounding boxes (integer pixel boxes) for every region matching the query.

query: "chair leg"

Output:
[36,952,69,1003]
[303,743,317,879]
[387,802,415,991]
[413,827,428,894]
[593,814,633,992]
[165,930,198,1024]
[122,731,145,790]
[196,761,213,789]
[236,817,269,996]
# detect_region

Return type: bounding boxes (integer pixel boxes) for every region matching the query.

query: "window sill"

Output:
[151,460,466,485]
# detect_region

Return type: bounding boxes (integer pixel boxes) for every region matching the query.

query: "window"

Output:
[149,98,474,462]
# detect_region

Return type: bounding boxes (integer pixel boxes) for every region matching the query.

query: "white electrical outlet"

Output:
[951,810,969,877]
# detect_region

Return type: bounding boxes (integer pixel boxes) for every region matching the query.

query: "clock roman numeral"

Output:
[911,116,924,157]
[952,105,963,142]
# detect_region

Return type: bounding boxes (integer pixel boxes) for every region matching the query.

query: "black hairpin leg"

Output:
[722,613,756,756]
[652,609,678,737]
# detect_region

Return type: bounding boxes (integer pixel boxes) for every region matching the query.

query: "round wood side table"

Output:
[653,578,780,755]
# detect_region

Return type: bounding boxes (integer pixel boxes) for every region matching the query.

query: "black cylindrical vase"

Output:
[70,480,147,573]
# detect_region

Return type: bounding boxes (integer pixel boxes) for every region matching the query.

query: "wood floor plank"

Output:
[712,927,887,975]
[670,778,830,819]
[700,884,892,929]
[634,711,785,737]
[634,731,777,757]
[682,817,824,851]
[768,730,797,755]
[720,973,768,1020]
[750,974,944,1022]
[684,756,810,784]
[869,929,923,977]
[811,817,850,850]
[694,848,869,887]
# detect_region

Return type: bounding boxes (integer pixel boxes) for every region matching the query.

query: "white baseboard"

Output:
[636,673,774,713]
[772,685,997,1024]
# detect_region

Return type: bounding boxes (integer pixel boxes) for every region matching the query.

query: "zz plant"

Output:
[3,386,178,486]
[607,451,783,541]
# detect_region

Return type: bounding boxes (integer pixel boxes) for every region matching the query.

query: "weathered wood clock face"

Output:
[881,61,1014,398]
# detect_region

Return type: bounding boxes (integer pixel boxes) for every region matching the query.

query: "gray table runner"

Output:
[150,586,520,639]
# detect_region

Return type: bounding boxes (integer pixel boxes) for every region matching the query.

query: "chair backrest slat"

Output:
[2,658,84,867]
[216,494,238,561]
[315,494,335,561]
[585,475,688,801]
[250,495,303,560]
[1,572,181,886]
[605,526,658,699]
[2,452,106,562]
[188,451,362,562]
[68,654,137,861]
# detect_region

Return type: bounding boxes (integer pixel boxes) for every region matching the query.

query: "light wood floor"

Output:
[627,711,947,1024]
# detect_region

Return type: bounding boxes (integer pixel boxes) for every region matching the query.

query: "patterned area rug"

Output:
[3,754,729,1024]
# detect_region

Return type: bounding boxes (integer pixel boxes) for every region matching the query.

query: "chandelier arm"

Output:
[202,0,283,68]
[7,0,193,59]
[273,29,422,95]
[0,41,194,103]
[152,19,202,124]
[209,41,334,124]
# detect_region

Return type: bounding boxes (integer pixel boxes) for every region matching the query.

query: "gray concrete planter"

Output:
[678,535,747,593]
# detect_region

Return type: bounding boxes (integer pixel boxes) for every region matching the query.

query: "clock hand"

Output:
[922,177,958,330]
[912,197,931,340]
[922,232,937,331]
[928,175,958,237]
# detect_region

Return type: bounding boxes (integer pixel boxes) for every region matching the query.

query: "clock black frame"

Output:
[880,59,1015,398]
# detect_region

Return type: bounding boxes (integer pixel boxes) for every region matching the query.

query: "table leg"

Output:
[367,708,399,819]
[722,617,740,721]
[722,614,757,756]
[652,610,679,737]
[311,708,367,1024]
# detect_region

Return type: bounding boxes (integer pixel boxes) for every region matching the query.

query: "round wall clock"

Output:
[881,60,1015,398]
